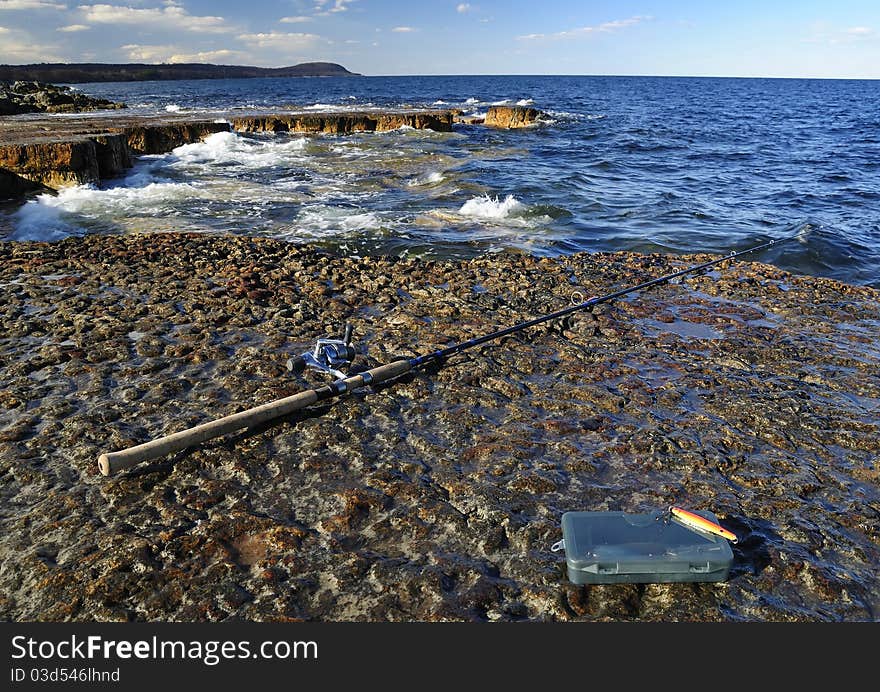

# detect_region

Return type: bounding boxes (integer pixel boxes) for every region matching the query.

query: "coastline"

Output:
[1,232,877,621]
[0,105,539,199]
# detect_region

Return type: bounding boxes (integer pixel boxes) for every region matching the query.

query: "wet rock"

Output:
[0,81,125,115]
[125,122,231,155]
[484,106,543,128]
[231,111,454,134]
[0,234,878,622]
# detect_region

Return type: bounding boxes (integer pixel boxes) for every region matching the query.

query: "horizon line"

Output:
[2,62,878,81]
[368,73,880,80]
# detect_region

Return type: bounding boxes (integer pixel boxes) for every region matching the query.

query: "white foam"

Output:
[300,102,379,113]
[168,131,308,169]
[11,194,80,241]
[491,99,512,106]
[465,97,479,105]
[11,180,197,241]
[542,110,603,122]
[516,99,535,106]
[407,171,445,187]
[165,104,182,113]
[339,212,380,231]
[459,194,526,219]
[433,100,448,105]
[282,205,383,240]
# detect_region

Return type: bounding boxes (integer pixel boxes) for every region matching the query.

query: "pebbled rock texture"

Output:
[0,234,877,622]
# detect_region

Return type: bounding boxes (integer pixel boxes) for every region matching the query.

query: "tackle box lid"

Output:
[554,510,735,584]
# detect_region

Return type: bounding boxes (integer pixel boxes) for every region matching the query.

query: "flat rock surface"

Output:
[0,233,878,621]
[0,108,454,145]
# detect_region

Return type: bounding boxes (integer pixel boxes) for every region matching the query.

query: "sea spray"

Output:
[459,194,526,219]
[12,181,198,241]
[169,131,309,169]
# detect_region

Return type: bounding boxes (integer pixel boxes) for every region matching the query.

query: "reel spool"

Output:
[287,324,356,380]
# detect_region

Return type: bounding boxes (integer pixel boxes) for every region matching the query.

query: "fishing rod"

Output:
[97,227,807,476]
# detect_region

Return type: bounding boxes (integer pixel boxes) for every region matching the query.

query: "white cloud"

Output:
[391,26,416,33]
[238,31,322,49]
[58,23,89,31]
[280,16,311,24]
[77,3,232,34]
[519,15,651,41]
[0,25,8,31]
[456,3,471,13]
[0,0,66,9]
[120,43,176,61]
[1,38,63,60]
[169,48,247,63]
[845,26,874,36]
[315,0,355,15]
[121,43,247,64]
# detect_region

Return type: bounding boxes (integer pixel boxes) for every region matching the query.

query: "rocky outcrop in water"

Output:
[484,106,542,128]
[453,105,546,128]
[0,110,457,199]
[0,233,877,622]
[0,81,126,115]
[231,111,454,134]
[124,122,232,155]
[0,122,229,192]
[0,106,548,199]
[0,134,134,189]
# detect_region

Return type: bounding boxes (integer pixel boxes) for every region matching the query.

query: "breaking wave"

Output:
[459,194,526,219]
[168,131,309,169]
[278,205,385,241]
[11,180,198,241]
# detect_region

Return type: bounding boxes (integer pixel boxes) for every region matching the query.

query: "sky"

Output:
[0,0,879,78]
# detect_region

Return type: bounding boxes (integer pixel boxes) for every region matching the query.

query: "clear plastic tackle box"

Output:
[553,510,735,585]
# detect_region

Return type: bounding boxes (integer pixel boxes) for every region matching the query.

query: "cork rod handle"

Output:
[97,359,412,476]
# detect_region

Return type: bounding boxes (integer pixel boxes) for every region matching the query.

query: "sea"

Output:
[2,75,879,288]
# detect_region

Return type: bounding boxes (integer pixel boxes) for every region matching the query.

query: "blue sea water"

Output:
[4,75,879,287]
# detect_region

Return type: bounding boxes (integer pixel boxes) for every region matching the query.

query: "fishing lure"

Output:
[669,506,738,543]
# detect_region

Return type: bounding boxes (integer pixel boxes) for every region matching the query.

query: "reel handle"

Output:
[287,323,356,378]
[286,355,307,374]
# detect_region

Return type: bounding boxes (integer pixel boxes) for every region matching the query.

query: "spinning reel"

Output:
[286,324,356,380]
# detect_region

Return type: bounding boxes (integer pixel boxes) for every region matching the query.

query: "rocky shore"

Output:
[0,233,877,622]
[0,81,126,115]
[0,105,542,199]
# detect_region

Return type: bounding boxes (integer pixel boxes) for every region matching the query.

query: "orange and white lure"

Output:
[669,506,738,544]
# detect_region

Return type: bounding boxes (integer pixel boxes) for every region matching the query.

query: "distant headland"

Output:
[0,62,361,84]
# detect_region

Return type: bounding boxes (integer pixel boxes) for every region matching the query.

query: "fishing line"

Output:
[98,224,811,475]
